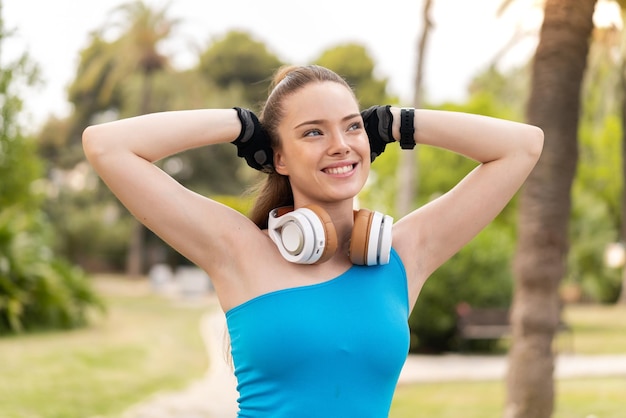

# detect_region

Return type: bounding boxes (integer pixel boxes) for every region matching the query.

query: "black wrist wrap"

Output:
[399,108,416,150]
[232,107,274,172]
[361,105,394,162]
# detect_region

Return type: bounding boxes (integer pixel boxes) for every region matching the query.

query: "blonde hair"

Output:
[248,65,356,229]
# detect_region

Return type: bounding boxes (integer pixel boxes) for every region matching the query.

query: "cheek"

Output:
[274,146,314,176]
[355,136,372,159]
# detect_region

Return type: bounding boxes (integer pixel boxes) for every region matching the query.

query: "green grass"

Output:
[1,277,625,418]
[0,275,212,418]
[391,380,506,418]
[562,304,626,354]
[390,377,626,418]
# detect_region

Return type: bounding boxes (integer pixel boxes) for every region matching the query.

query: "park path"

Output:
[121,311,239,418]
[121,310,626,418]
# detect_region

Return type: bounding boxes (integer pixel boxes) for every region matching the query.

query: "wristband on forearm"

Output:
[399,108,416,150]
[231,107,274,172]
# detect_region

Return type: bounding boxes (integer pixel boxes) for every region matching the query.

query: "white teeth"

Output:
[325,165,353,175]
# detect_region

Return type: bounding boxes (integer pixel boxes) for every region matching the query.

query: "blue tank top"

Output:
[225,248,410,418]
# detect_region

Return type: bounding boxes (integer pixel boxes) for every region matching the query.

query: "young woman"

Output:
[83,64,543,417]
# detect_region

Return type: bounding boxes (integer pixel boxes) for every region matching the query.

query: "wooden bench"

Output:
[456,306,512,340]
[455,303,573,351]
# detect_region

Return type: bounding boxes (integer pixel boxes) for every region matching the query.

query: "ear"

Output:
[274,150,289,176]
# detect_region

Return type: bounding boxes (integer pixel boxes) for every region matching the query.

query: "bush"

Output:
[0,17,104,334]
[0,207,104,334]
[567,184,623,303]
[43,184,133,272]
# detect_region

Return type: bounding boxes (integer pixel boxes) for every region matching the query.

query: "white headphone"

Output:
[267,205,393,265]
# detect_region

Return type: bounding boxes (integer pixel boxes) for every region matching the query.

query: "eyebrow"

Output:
[293,113,361,130]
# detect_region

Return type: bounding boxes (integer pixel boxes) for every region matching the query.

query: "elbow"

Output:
[82,124,109,164]
[525,125,544,162]
[82,125,97,159]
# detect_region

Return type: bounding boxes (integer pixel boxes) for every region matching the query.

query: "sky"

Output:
[4,0,612,131]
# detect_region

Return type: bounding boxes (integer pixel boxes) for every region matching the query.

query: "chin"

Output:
[329,186,363,202]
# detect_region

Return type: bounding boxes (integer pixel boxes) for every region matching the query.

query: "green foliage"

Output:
[576,114,621,231]
[568,188,622,303]
[1,13,104,334]
[0,45,43,210]
[0,126,43,210]
[314,43,398,107]
[42,177,133,271]
[582,26,622,130]
[67,34,125,122]
[467,65,530,119]
[198,30,284,106]
[569,27,624,303]
[0,208,105,333]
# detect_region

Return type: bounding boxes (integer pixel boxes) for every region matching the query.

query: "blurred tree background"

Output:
[1,0,624,355]
[0,5,103,333]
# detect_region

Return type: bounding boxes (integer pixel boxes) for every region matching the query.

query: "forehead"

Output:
[282,81,359,124]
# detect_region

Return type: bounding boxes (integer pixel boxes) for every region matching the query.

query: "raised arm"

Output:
[82,109,260,276]
[83,109,240,162]
[389,109,544,303]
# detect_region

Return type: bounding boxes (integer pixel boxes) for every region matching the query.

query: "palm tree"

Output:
[67,35,124,145]
[504,1,597,417]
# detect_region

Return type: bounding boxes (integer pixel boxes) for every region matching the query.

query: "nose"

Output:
[327,129,350,156]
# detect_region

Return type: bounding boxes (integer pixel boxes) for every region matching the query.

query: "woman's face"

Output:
[274,81,370,206]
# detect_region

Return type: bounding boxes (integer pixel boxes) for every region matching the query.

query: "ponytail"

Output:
[248,173,293,229]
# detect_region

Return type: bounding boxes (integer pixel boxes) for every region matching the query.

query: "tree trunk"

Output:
[505,1,596,417]
[396,0,433,216]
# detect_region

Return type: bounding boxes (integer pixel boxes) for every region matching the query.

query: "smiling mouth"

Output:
[323,164,356,175]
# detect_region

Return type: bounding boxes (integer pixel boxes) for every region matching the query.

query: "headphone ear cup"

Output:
[268,205,338,264]
[350,209,393,266]
[350,209,373,265]
[304,205,338,263]
[268,206,313,263]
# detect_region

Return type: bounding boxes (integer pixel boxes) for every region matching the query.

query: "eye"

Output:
[304,129,323,137]
[347,121,362,131]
